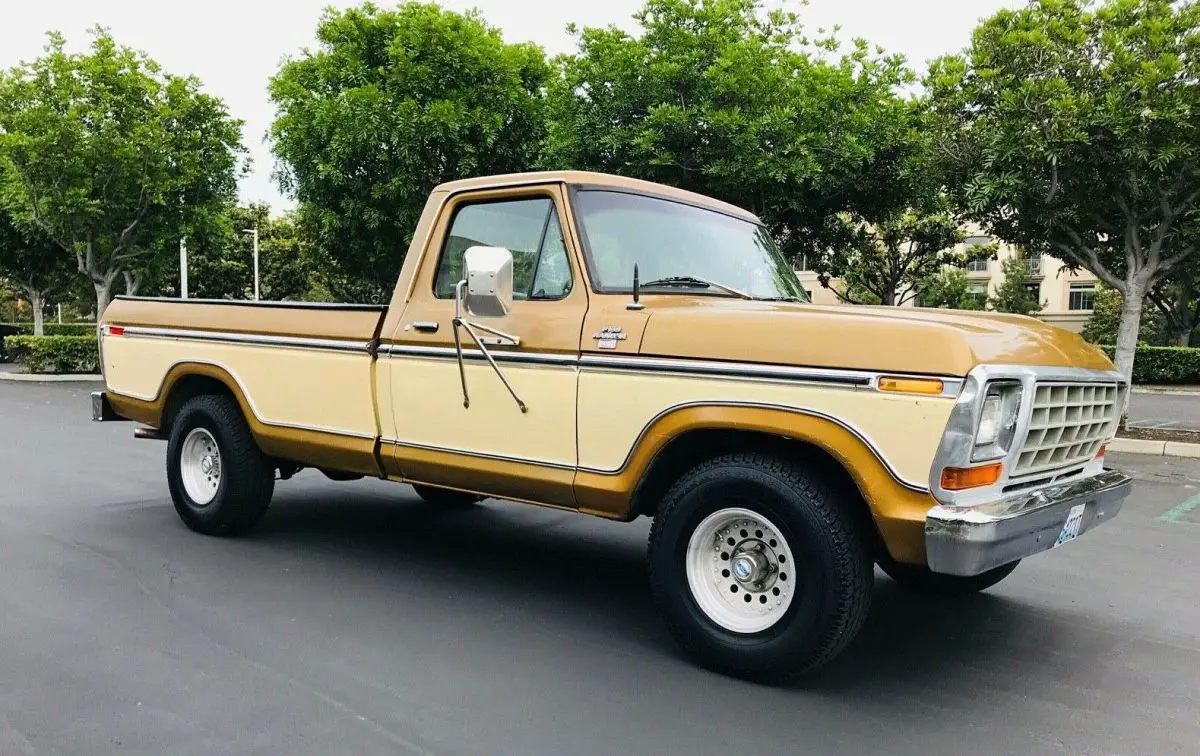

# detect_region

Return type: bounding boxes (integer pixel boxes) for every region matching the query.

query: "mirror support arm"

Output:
[452,280,529,413]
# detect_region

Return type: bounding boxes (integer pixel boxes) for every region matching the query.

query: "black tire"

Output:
[647,453,873,683]
[411,484,484,509]
[166,394,275,536]
[878,558,1019,596]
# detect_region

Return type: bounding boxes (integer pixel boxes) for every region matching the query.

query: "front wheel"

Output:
[648,453,873,682]
[878,558,1020,596]
[166,394,275,536]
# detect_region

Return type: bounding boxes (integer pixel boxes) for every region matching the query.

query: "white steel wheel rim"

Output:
[180,428,222,507]
[685,507,797,634]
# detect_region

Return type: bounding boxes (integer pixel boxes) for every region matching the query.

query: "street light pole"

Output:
[179,237,189,299]
[242,228,260,301]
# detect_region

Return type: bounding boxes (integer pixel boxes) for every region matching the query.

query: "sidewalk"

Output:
[0,363,100,382]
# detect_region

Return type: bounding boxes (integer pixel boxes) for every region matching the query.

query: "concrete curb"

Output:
[0,372,101,383]
[1111,437,1200,458]
[1131,385,1200,396]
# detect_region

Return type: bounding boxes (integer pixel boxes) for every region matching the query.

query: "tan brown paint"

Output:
[98,170,1123,569]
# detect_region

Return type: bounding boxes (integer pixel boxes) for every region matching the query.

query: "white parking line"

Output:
[1129,418,1181,429]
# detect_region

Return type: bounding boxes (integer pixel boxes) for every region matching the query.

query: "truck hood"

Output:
[635,298,1115,377]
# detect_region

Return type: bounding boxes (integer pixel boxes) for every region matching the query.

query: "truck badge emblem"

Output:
[592,326,627,350]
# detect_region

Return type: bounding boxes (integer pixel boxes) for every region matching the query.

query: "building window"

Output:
[964,235,991,272]
[1069,282,1096,311]
[1024,282,1041,301]
[966,284,987,309]
[1024,252,1042,275]
[795,254,810,272]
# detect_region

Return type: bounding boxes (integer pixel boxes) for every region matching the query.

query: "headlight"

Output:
[972,381,1022,461]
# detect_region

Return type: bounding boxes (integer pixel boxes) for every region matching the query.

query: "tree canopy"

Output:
[927,0,1200,380]
[542,0,920,264]
[268,1,549,301]
[0,27,245,317]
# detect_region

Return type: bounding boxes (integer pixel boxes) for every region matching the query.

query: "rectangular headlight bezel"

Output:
[971,380,1023,462]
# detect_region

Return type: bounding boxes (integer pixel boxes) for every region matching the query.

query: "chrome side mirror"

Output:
[462,245,514,318]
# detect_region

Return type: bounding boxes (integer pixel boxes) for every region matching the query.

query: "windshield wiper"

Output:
[640,276,754,300]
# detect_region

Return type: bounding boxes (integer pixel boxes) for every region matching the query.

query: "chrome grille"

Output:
[1013,382,1119,476]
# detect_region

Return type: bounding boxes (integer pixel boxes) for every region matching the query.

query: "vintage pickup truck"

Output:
[91,170,1132,681]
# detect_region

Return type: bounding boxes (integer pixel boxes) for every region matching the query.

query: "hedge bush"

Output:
[0,322,98,337]
[1100,345,1200,385]
[6,335,100,374]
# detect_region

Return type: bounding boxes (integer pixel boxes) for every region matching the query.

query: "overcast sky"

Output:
[0,0,1021,212]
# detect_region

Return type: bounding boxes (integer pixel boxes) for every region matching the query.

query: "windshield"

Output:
[573,189,809,302]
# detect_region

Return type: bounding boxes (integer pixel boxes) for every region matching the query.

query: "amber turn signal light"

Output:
[877,376,945,395]
[940,463,1003,491]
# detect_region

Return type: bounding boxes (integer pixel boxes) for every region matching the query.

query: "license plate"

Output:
[1053,503,1087,548]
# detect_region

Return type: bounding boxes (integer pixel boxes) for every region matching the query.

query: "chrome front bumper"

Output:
[925,468,1131,576]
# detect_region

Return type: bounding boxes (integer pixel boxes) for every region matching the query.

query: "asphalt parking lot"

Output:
[1,381,1198,756]
[1128,391,1200,430]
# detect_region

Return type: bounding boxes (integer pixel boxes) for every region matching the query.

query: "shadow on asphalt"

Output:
[228,485,1048,691]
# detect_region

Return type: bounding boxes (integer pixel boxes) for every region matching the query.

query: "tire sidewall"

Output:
[651,462,854,670]
[167,401,235,529]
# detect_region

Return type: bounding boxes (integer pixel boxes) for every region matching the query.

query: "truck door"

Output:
[384,185,587,508]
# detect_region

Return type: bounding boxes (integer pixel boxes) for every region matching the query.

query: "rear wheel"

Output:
[166,394,274,536]
[879,558,1020,596]
[647,453,873,682]
[411,484,484,509]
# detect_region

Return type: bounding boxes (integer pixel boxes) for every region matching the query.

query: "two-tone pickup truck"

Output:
[92,170,1132,681]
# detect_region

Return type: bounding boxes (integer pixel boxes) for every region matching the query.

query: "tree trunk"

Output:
[94,275,117,320]
[1113,280,1144,382]
[123,271,141,296]
[30,291,45,337]
[1177,330,1193,347]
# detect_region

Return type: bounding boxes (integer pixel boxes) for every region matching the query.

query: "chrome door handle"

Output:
[409,321,439,333]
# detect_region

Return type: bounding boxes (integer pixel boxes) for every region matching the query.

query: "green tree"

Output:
[989,254,1044,316]
[1146,258,1200,346]
[542,0,919,264]
[269,1,549,301]
[921,267,986,310]
[818,205,965,306]
[1082,285,1165,345]
[0,203,74,335]
[181,204,312,301]
[0,27,245,317]
[927,0,1200,382]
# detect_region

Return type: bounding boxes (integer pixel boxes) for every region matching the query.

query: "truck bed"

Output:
[99,296,390,477]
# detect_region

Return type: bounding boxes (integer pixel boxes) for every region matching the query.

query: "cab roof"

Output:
[432,170,761,224]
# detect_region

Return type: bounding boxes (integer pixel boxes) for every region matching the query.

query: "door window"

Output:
[434,197,573,301]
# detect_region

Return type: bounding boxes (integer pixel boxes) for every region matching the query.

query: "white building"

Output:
[794,232,1098,334]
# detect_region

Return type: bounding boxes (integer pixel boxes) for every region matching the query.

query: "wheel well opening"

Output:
[162,374,235,434]
[629,429,886,556]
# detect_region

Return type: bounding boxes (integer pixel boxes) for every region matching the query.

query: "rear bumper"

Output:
[925,468,1131,576]
[91,391,126,422]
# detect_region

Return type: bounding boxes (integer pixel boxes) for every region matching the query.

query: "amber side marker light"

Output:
[1096,443,1108,459]
[877,376,944,395]
[940,463,1004,491]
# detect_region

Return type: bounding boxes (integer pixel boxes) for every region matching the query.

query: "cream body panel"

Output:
[388,357,578,467]
[103,335,378,438]
[577,369,954,488]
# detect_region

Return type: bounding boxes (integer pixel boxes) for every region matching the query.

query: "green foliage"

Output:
[1,322,96,336]
[182,204,313,301]
[6,334,98,374]
[927,0,1200,379]
[269,2,549,300]
[1082,287,1164,345]
[1098,345,1200,385]
[0,195,75,333]
[543,0,919,264]
[0,26,246,316]
[822,207,965,305]
[920,267,986,310]
[989,255,1044,315]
